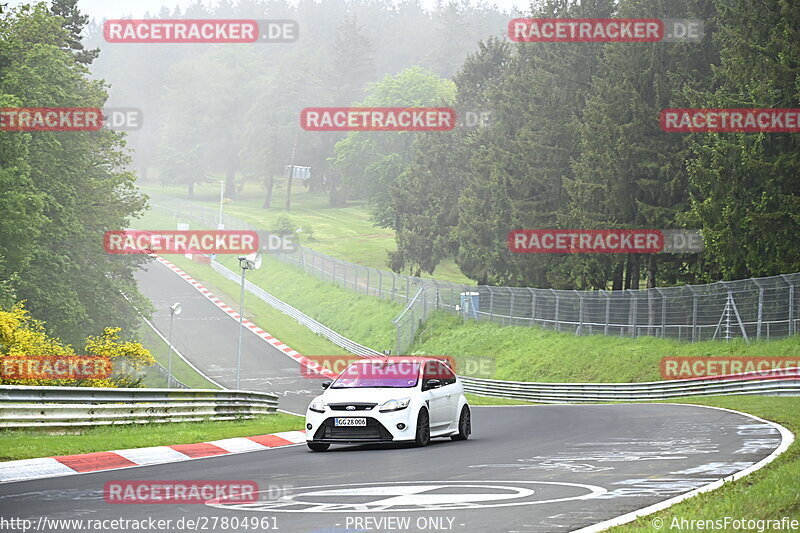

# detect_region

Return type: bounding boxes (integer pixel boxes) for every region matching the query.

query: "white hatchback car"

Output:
[305,357,471,451]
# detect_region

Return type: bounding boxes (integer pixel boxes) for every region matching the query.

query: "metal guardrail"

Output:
[460,368,800,403]
[0,385,278,428]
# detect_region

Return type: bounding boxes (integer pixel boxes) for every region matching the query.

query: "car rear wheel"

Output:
[451,406,471,441]
[414,408,430,447]
[307,442,330,452]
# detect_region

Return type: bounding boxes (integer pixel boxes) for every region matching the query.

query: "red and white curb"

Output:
[0,430,307,484]
[153,255,337,380]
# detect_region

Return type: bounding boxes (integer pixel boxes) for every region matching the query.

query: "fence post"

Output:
[628,290,637,337]
[782,275,795,337]
[353,266,358,292]
[509,287,515,326]
[529,288,536,326]
[366,267,370,296]
[658,288,666,338]
[575,290,583,335]
[604,291,610,335]
[756,284,764,340]
[690,286,698,342]
[488,287,494,322]
[552,289,559,332]
[392,273,397,303]
[790,283,795,337]
[406,277,410,302]
[378,270,382,299]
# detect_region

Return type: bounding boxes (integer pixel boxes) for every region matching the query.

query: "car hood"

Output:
[320,387,417,405]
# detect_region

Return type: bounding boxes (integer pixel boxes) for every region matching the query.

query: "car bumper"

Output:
[305,408,417,444]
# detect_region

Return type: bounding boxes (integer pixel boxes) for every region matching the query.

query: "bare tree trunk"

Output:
[285,174,294,211]
[612,260,623,291]
[262,175,274,209]
[628,253,640,289]
[646,255,657,288]
[225,167,236,201]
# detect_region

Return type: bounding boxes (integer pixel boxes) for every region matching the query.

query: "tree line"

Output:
[389,0,800,288]
[0,1,150,356]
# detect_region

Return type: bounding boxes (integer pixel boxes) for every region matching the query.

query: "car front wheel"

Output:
[414,408,430,447]
[451,406,471,441]
[307,442,330,452]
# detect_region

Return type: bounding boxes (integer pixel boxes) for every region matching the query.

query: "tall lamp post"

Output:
[236,252,262,389]
[218,180,225,229]
[167,302,182,388]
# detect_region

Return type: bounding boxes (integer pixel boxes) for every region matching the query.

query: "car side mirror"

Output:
[425,379,441,390]
[322,381,331,389]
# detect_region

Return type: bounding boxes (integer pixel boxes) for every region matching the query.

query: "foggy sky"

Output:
[7,0,528,20]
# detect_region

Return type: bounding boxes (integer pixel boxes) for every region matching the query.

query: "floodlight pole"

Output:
[167,302,181,388]
[236,253,262,389]
[218,180,225,229]
[236,264,247,389]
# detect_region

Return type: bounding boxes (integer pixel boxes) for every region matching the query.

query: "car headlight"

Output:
[378,398,411,412]
[308,397,326,413]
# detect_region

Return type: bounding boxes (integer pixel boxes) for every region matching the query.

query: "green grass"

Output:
[0,413,304,461]
[465,393,536,406]
[136,319,220,389]
[139,180,474,284]
[609,396,800,532]
[413,312,800,382]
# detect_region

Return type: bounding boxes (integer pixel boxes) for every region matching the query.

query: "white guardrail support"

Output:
[0,385,278,429]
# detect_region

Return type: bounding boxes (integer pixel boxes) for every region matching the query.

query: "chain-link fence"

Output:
[148,194,800,353]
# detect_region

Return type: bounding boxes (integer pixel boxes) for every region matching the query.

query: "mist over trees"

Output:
[80,0,800,291]
[85,0,510,204]
[393,0,800,288]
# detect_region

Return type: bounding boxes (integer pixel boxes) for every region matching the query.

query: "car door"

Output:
[435,362,460,427]
[422,361,449,431]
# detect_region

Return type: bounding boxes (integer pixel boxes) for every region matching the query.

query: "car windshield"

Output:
[331,361,421,389]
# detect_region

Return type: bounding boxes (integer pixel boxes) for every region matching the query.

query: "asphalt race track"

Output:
[0,259,785,533]
[135,259,320,414]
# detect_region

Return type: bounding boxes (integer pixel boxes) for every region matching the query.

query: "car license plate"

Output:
[334,417,366,427]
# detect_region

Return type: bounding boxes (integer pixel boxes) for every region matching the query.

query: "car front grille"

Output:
[327,403,377,411]
[313,417,393,442]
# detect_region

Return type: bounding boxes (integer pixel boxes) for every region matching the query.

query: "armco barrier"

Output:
[459,368,800,403]
[0,385,278,428]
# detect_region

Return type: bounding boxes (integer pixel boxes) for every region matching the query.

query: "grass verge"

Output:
[0,413,304,462]
[465,393,536,406]
[140,181,473,284]
[137,319,220,389]
[608,396,799,531]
